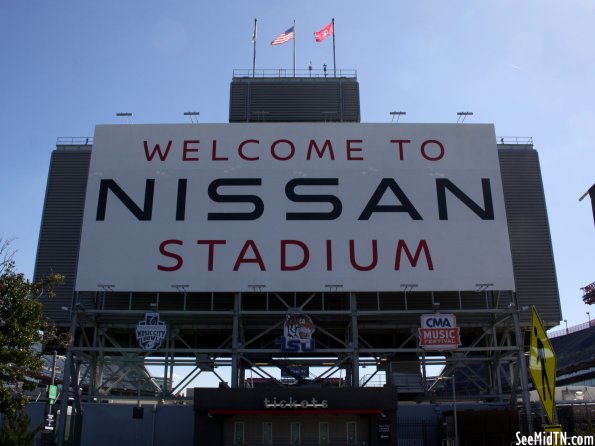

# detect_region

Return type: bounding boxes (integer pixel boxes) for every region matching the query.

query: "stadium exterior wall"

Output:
[34,139,561,326]
[498,146,561,325]
[34,146,91,324]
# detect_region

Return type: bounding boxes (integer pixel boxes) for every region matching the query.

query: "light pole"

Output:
[116,112,133,123]
[587,312,591,326]
[389,111,406,123]
[183,111,200,123]
[56,306,78,446]
[439,375,459,446]
[456,111,473,123]
[564,319,568,334]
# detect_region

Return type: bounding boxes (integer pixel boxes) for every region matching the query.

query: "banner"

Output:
[76,123,514,292]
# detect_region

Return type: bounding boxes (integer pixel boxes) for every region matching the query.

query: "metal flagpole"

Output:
[332,18,336,77]
[293,19,296,77]
[252,18,257,77]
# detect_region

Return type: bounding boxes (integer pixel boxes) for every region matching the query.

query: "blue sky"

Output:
[1,1,593,329]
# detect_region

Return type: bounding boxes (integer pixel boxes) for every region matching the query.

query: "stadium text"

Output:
[157,239,434,273]
[142,138,446,162]
[95,177,495,222]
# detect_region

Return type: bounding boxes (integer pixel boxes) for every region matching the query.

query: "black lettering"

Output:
[176,179,187,221]
[285,178,342,220]
[359,178,422,220]
[96,179,154,221]
[207,178,264,220]
[436,178,494,220]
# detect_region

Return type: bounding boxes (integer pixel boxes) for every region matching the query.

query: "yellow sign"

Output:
[529,306,557,424]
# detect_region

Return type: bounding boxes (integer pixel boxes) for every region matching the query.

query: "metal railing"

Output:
[359,373,386,388]
[549,320,594,338]
[496,136,533,145]
[56,137,93,146]
[54,135,531,148]
[233,68,357,79]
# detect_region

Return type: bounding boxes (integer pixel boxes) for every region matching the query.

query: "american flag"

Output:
[271,26,294,45]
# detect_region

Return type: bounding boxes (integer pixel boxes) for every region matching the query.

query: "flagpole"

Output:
[252,18,257,77]
[293,19,296,77]
[332,18,336,77]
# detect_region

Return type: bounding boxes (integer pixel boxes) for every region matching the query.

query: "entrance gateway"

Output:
[193,387,398,446]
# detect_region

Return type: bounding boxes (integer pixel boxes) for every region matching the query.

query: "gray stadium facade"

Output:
[33,71,561,445]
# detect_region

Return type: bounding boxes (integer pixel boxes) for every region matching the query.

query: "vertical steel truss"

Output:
[60,290,531,409]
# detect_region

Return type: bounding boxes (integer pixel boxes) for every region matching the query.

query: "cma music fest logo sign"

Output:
[418,314,461,350]
[277,313,316,352]
[75,123,515,293]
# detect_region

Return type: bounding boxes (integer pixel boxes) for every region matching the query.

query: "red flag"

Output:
[314,21,333,42]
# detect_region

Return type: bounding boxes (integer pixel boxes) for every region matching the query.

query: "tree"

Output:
[0,238,65,418]
[0,410,41,446]
[0,237,16,276]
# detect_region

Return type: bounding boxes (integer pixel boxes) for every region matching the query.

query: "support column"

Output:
[169,332,175,394]
[96,331,105,399]
[162,335,169,400]
[231,293,241,388]
[491,323,504,401]
[239,364,246,389]
[512,300,533,433]
[421,350,428,394]
[88,324,98,400]
[350,292,359,387]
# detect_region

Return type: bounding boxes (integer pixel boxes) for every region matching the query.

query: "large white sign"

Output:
[75,123,514,292]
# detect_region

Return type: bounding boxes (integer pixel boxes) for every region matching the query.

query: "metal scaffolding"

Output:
[56,289,534,442]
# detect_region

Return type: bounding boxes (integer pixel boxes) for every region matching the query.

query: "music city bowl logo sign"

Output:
[135,312,167,350]
[276,313,316,352]
[418,313,461,350]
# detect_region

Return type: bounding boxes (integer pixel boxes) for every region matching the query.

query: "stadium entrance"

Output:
[193,387,398,446]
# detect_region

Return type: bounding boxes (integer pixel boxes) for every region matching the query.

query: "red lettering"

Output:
[158,239,183,271]
[421,140,444,161]
[144,140,172,161]
[238,139,259,161]
[233,240,266,271]
[183,140,200,161]
[325,240,333,271]
[197,240,226,271]
[349,240,378,271]
[280,240,310,271]
[271,139,295,161]
[211,140,228,161]
[307,140,335,160]
[421,328,460,344]
[389,139,411,161]
[395,239,434,270]
[346,139,364,160]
